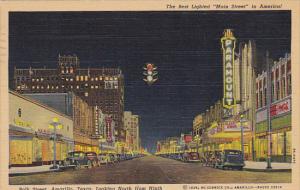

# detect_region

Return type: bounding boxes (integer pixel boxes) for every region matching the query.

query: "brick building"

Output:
[13,54,125,142]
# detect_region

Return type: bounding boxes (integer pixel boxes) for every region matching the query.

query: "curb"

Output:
[9,169,60,177]
[243,168,291,172]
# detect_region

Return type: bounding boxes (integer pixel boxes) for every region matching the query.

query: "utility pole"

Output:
[266,51,272,169]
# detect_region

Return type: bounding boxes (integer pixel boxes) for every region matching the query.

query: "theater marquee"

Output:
[221,29,236,109]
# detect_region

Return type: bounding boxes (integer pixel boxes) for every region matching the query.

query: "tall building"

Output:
[13,54,125,142]
[124,111,140,152]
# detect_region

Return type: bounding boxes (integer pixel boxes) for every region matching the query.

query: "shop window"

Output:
[286,131,292,155]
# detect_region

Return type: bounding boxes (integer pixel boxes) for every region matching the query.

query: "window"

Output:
[70,78,73,81]
[91,78,94,81]
[76,85,79,89]
[287,74,291,95]
[80,76,84,81]
[276,80,280,100]
[76,76,79,81]
[41,78,44,81]
[85,92,88,97]
[95,77,98,81]
[85,76,88,81]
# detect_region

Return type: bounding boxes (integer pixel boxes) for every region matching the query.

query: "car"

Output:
[62,151,92,169]
[182,152,201,162]
[85,152,100,167]
[214,149,245,170]
[98,153,113,165]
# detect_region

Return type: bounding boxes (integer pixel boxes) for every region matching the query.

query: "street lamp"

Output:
[240,114,247,163]
[195,134,200,154]
[49,117,63,170]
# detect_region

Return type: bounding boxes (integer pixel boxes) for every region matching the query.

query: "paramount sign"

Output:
[221,29,236,109]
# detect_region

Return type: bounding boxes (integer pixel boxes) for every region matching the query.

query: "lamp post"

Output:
[240,114,247,162]
[49,117,63,170]
[266,51,272,169]
[195,135,200,154]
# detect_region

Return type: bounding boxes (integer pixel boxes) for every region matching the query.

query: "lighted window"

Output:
[110,77,113,80]
[32,86,35,89]
[70,78,73,81]
[37,85,40,89]
[95,85,98,89]
[41,86,44,89]
[80,76,84,81]
[41,78,44,81]
[100,77,103,81]
[85,92,88,97]
[70,85,73,89]
[85,76,88,81]
[76,76,79,81]
[91,86,94,89]
[114,77,118,80]
[17,86,21,89]
[91,78,94,81]
[105,77,108,80]
[77,85,79,89]
[62,85,65,88]
[66,78,69,81]
[85,83,88,86]
[56,86,59,89]
[37,78,39,82]
[47,85,49,89]
[95,77,98,81]
[32,78,35,82]
[51,86,54,89]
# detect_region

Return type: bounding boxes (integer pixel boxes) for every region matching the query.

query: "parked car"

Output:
[214,149,245,170]
[85,152,100,167]
[182,152,201,162]
[63,151,92,169]
[98,153,113,165]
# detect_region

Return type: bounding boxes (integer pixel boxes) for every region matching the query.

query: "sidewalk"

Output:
[9,165,59,177]
[244,161,291,172]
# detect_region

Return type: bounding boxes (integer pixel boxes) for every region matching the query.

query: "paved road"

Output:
[9,155,291,184]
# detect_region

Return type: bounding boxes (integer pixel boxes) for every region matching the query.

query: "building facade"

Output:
[9,91,74,166]
[255,53,291,162]
[23,92,99,153]
[13,54,125,142]
[124,111,140,152]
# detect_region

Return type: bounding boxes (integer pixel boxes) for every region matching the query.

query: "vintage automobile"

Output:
[85,152,100,167]
[182,152,201,162]
[214,149,245,170]
[62,151,92,169]
[98,153,113,165]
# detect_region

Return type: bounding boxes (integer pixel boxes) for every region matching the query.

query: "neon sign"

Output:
[221,29,236,109]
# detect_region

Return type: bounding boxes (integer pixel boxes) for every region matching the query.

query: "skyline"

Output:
[9,11,291,152]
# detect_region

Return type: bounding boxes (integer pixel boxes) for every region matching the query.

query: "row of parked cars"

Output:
[158,149,245,170]
[59,151,144,170]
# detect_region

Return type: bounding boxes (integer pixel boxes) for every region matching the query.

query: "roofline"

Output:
[9,90,73,120]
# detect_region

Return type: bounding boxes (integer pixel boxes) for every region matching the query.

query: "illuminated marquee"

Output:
[221,29,236,109]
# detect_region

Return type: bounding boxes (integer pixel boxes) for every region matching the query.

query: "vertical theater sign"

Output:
[221,29,236,116]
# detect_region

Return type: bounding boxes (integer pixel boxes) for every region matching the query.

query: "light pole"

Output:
[49,117,63,170]
[266,51,272,169]
[195,135,200,154]
[240,114,247,162]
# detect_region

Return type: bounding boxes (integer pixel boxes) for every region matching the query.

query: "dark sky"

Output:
[9,11,291,152]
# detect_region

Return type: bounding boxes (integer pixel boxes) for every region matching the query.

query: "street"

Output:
[9,155,291,184]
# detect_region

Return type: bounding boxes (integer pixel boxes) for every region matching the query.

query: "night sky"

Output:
[9,11,291,152]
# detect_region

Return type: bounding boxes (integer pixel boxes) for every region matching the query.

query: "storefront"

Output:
[9,91,74,166]
[203,119,253,160]
[255,97,291,162]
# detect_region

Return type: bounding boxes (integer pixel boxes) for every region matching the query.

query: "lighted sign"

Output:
[270,98,291,117]
[221,29,236,109]
[13,118,32,128]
